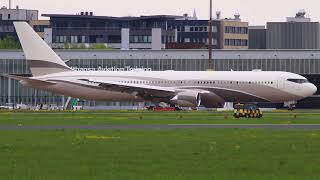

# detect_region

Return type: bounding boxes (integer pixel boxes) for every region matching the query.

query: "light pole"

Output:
[208,0,213,70]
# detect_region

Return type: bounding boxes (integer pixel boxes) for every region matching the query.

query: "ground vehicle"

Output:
[234,104,263,118]
[0,103,15,110]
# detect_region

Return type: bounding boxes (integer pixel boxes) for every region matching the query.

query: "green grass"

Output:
[1,111,320,126]
[1,111,320,179]
[0,129,320,179]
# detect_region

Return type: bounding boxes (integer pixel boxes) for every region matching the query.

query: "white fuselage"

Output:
[24,70,317,104]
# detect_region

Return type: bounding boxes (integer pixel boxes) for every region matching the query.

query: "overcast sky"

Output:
[10,0,320,25]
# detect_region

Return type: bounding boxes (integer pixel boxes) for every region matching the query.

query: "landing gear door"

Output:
[277,77,285,89]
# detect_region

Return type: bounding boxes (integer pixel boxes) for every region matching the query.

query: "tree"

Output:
[0,36,21,49]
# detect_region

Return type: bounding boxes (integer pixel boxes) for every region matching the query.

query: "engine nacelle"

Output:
[170,90,225,108]
[199,92,225,108]
[170,91,201,107]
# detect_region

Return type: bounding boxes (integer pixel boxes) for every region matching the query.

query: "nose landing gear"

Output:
[284,101,296,111]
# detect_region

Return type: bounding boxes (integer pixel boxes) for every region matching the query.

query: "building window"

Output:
[224,39,229,46]
[81,36,86,43]
[225,26,248,34]
[225,26,230,33]
[55,36,67,43]
[203,38,207,43]
[130,35,152,43]
[7,14,10,20]
[129,36,134,43]
[241,40,248,46]
[213,26,218,33]
[213,39,218,46]
[235,27,240,33]
[231,39,236,46]
[148,36,152,43]
[60,36,66,43]
[138,36,143,43]
[33,25,49,32]
[71,36,78,43]
[235,39,241,46]
[134,36,139,43]
[143,36,148,43]
[232,27,236,33]
[241,27,248,34]
[224,39,248,46]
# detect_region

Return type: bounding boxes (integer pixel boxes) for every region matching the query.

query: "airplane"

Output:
[2,22,317,108]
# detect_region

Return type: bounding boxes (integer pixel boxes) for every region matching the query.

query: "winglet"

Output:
[14,22,72,77]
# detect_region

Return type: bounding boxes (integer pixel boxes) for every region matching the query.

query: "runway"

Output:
[1,124,320,130]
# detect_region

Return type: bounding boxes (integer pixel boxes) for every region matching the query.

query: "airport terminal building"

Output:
[0,9,320,109]
[1,49,320,109]
[41,13,248,50]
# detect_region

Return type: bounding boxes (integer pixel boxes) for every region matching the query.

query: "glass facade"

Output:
[46,15,178,45]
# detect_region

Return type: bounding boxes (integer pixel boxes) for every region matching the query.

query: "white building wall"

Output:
[44,28,53,46]
[152,28,162,50]
[0,9,38,21]
[121,28,130,50]
[26,10,38,20]
[130,43,152,49]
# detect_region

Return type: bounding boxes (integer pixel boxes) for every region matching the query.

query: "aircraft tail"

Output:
[14,22,72,77]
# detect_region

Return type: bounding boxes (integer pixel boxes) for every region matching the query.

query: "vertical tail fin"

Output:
[14,22,72,76]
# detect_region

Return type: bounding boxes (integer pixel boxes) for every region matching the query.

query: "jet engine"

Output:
[170,91,201,107]
[170,90,225,108]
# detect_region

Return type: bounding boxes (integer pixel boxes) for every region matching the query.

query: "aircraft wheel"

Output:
[249,113,253,118]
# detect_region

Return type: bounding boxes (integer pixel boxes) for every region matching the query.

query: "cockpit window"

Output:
[287,79,309,84]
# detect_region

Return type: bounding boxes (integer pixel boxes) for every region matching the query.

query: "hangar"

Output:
[0,49,319,108]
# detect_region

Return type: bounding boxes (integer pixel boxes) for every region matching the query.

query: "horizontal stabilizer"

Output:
[2,74,56,86]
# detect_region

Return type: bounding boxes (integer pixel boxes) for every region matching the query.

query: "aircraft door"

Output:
[277,77,285,89]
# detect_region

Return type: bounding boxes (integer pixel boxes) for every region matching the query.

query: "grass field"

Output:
[1,111,320,179]
[1,110,320,125]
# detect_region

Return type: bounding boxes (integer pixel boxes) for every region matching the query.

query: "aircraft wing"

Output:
[78,78,269,103]
[79,78,176,99]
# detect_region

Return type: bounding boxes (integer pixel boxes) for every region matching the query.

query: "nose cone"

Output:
[305,83,317,97]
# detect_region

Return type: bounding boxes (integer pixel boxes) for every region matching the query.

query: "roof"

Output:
[42,14,183,21]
